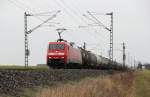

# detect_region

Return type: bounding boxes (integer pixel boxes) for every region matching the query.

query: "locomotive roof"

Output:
[48,41,71,46]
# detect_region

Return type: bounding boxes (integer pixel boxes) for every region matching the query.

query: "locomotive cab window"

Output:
[49,44,65,50]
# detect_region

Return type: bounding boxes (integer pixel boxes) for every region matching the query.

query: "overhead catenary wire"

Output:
[8,0,110,45]
[78,24,109,44]
[57,0,88,25]
[82,11,112,40]
[27,10,61,34]
[29,11,60,16]
[87,12,108,15]
[82,14,99,24]
[40,0,58,10]
[17,1,103,45]
[24,0,55,17]
[7,0,28,12]
[43,0,100,44]
[8,0,110,51]
[50,0,83,25]
[8,0,57,25]
[86,11,113,61]
[7,0,46,23]
[15,0,39,13]
[87,11,111,31]
[59,0,107,44]
[81,13,111,46]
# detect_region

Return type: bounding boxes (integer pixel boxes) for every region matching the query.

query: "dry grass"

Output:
[36,71,135,97]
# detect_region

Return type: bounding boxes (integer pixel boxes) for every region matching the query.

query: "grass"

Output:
[36,71,135,97]
[3,65,150,97]
[20,87,42,97]
[0,65,48,70]
[135,70,150,97]
[0,67,149,97]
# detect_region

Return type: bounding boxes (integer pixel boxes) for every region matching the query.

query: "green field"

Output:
[0,65,49,70]
[135,70,150,97]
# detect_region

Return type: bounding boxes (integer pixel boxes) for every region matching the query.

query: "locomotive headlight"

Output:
[58,53,64,55]
[48,53,56,55]
[48,52,64,55]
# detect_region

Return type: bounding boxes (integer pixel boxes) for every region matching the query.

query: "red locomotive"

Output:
[47,41,82,68]
[46,40,113,69]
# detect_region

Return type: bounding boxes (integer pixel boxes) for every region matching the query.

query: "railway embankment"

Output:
[0,68,114,97]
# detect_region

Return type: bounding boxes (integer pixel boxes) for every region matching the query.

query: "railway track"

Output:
[0,67,115,97]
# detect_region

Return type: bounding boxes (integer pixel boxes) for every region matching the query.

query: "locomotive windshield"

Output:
[49,44,65,50]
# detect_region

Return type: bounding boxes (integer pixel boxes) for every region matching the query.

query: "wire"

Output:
[15,0,36,13]
[50,0,82,25]
[58,0,87,25]
[45,0,97,43]
[88,12,108,15]
[8,0,41,21]
[94,32,109,42]
[83,14,98,24]
[15,0,46,20]
[7,0,27,12]
[56,0,103,43]
[29,11,59,16]
[51,1,110,53]
[44,0,104,46]
[8,0,109,52]
[79,26,108,44]
[82,11,113,53]
[11,0,60,25]
[8,0,61,35]
[87,11,111,31]
[38,0,59,11]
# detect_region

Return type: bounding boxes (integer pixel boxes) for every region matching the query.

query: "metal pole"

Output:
[134,58,136,69]
[123,42,126,67]
[24,12,28,67]
[131,56,132,69]
[83,42,86,50]
[110,12,113,62]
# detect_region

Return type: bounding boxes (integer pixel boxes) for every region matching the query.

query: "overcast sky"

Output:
[0,0,150,66]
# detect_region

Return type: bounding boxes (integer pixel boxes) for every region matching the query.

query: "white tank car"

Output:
[100,56,109,64]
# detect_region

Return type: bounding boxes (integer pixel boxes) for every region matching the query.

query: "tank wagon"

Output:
[46,41,123,69]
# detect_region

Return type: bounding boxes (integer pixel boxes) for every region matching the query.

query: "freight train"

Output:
[46,41,125,70]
